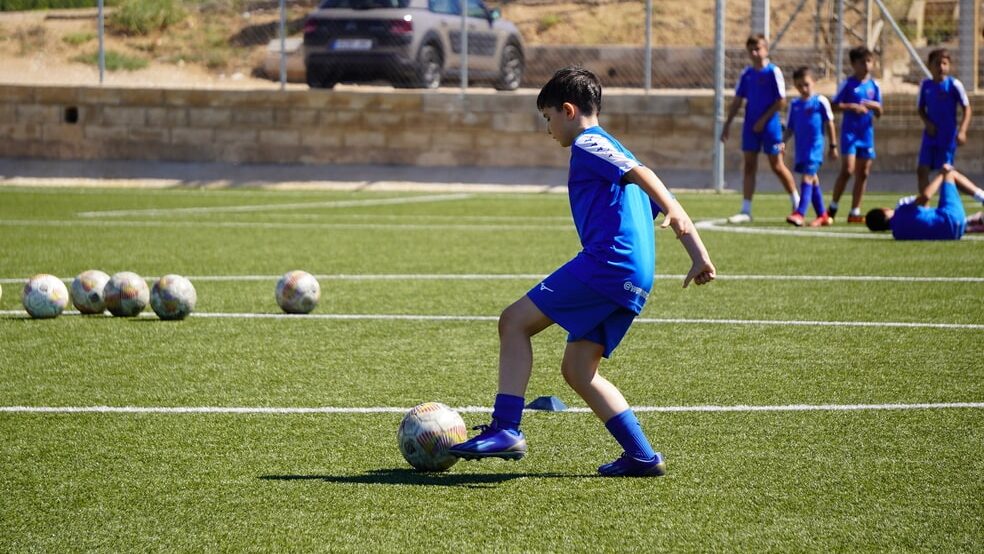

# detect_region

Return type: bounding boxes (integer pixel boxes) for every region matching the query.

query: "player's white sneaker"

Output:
[727,212,752,224]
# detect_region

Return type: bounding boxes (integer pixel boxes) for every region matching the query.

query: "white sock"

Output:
[741,199,752,214]
[849,207,861,216]
[974,191,984,204]
[790,193,800,209]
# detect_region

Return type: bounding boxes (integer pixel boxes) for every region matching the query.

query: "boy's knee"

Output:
[561,364,591,391]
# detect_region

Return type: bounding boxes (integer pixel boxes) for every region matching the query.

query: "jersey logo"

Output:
[539,282,554,293]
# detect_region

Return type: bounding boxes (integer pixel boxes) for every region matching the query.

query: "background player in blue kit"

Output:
[782,66,838,227]
[449,66,716,477]
[830,46,883,223]
[866,165,984,240]
[720,34,799,223]
[917,49,972,193]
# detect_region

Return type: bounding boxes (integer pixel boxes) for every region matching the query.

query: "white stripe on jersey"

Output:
[574,133,640,174]
[953,78,970,107]
[818,95,834,121]
[771,65,786,98]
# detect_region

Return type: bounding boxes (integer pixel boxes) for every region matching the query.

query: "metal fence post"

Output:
[279,0,287,91]
[751,0,770,40]
[98,0,105,84]
[644,0,652,91]
[712,0,726,192]
[460,3,469,95]
[835,0,844,84]
[958,0,980,91]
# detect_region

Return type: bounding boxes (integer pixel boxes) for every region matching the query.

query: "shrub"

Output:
[109,0,184,35]
[72,48,147,70]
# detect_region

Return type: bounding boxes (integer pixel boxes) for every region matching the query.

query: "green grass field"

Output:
[1,185,982,551]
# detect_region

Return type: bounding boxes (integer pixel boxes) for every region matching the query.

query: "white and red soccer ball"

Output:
[275,270,321,314]
[397,402,468,472]
[150,274,197,320]
[22,274,69,319]
[104,271,150,317]
[70,269,111,315]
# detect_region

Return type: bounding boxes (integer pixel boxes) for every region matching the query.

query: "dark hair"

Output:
[792,66,813,80]
[746,34,767,49]
[865,208,891,231]
[849,46,873,63]
[928,48,950,66]
[536,66,602,116]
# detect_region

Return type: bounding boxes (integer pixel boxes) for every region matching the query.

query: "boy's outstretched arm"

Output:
[720,97,743,142]
[957,103,972,145]
[625,166,716,288]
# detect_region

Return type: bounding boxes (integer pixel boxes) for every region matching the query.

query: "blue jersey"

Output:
[565,127,661,314]
[735,63,786,130]
[833,76,881,147]
[890,182,966,241]
[786,94,834,165]
[918,76,970,146]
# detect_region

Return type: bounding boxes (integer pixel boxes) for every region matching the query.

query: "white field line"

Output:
[1,310,981,330]
[75,193,472,217]
[0,219,570,232]
[696,218,984,241]
[1,402,981,415]
[4,273,983,285]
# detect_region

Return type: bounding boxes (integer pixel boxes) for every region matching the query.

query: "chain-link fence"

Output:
[0,0,979,92]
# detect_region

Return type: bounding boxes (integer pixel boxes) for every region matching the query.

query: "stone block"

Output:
[84,125,129,141]
[187,107,233,127]
[129,127,170,143]
[15,104,61,125]
[171,127,215,145]
[343,130,385,148]
[119,89,165,106]
[79,87,122,105]
[35,87,79,105]
[387,130,428,149]
[363,112,404,127]
[163,89,217,108]
[232,109,275,127]
[491,112,539,132]
[259,129,300,147]
[0,86,36,102]
[101,106,147,127]
[216,128,259,144]
[43,123,84,143]
[300,132,343,148]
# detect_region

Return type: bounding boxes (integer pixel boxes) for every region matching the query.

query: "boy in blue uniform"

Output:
[830,46,883,223]
[917,49,972,193]
[782,66,838,227]
[865,166,984,240]
[720,34,799,223]
[449,67,716,477]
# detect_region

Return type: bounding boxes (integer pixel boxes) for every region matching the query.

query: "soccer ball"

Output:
[22,274,69,319]
[104,271,149,317]
[150,274,197,320]
[70,270,110,315]
[275,270,321,314]
[397,402,468,472]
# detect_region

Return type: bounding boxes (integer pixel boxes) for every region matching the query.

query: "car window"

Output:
[466,0,487,18]
[318,0,411,8]
[428,0,457,15]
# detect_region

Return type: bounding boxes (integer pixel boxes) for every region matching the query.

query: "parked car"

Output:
[302,0,524,90]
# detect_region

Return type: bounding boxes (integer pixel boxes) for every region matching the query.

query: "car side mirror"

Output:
[488,7,500,21]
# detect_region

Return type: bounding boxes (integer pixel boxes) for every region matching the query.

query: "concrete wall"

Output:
[0,84,982,173]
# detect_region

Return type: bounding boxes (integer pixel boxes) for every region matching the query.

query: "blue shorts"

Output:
[918,139,956,170]
[841,140,876,159]
[794,161,822,176]
[526,268,636,359]
[742,122,784,156]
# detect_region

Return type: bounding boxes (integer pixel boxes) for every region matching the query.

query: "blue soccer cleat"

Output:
[448,423,527,461]
[597,452,667,477]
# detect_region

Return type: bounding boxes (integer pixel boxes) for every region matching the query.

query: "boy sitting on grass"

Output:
[449,66,716,477]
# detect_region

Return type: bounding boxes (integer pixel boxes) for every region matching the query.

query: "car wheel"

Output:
[493,44,523,91]
[414,44,442,89]
[306,69,337,89]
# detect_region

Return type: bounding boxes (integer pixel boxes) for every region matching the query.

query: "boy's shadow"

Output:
[260,468,584,489]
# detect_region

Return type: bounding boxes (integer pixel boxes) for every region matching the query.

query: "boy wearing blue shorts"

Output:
[917,49,972,193]
[782,66,838,227]
[865,166,984,240]
[830,46,883,223]
[449,67,716,477]
[720,34,799,223]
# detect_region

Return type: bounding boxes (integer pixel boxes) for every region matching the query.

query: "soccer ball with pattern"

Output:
[22,274,69,319]
[104,271,149,317]
[151,274,197,320]
[397,402,468,472]
[275,270,321,314]
[70,270,110,315]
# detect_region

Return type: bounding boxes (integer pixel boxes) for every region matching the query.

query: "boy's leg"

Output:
[787,175,811,226]
[809,176,831,226]
[917,164,932,195]
[767,153,799,209]
[560,340,664,477]
[848,157,873,222]
[731,151,759,222]
[949,170,984,204]
[830,154,855,218]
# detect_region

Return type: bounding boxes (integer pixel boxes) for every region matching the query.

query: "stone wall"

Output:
[0,84,982,173]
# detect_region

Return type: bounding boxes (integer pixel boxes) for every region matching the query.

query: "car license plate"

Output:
[333,38,372,50]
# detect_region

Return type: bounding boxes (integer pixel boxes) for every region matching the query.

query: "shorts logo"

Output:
[623,281,649,298]
[539,282,554,293]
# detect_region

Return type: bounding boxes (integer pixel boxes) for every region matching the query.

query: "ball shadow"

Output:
[260,468,587,489]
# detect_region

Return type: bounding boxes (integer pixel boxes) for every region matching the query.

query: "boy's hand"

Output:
[957,131,967,145]
[684,260,716,288]
[852,103,869,114]
[719,125,730,142]
[829,144,840,160]
[926,121,937,136]
[753,118,765,133]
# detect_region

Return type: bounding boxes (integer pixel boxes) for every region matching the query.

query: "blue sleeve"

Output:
[735,68,749,98]
[917,81,927,110]
[832,80,848,105]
